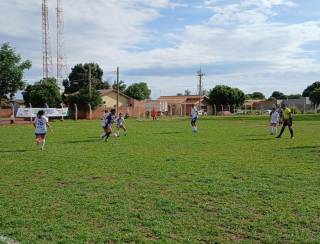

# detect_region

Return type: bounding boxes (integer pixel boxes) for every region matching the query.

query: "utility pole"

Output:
[88,65,92,98]
[197,67,205,110]
[116,67,119,116]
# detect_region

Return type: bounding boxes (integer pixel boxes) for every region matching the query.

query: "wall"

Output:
[101,92,129,108]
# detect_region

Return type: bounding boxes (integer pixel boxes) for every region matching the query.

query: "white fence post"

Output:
[10,103,15,124]
[88,104,92,120]
[29,103,32,122]
[74,104,78,121]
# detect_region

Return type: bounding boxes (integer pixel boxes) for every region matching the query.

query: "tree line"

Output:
[0,43,151,110]
[1,42,320,109]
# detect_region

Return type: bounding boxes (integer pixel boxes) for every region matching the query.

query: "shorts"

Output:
[103,124,112,130]
[117,124,124,129]
[283,118,293,127]
[270,122,277,126]
[191,118,197,124]
[35,133,46,138]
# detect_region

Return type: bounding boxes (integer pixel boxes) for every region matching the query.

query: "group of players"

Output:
[32,102,293,151]
[269,103,294,139]
[101,109,127,141]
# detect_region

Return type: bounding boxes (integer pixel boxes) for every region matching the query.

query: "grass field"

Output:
[1,116,320,243]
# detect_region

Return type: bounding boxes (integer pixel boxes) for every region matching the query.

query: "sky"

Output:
[1,0,320,99]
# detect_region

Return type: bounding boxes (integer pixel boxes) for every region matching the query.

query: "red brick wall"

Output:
[0,109,12,118]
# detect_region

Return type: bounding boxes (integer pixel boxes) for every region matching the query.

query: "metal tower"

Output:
[42,0,53,79]
[56,0,67,84]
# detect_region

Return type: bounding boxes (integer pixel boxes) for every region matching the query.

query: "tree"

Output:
[125,82,151,100]
[302,82,320,97]
[309,88,320,106]
[112,80,126,92]
[64,87,102,111]
[0,42,31,102]
[208,85,245,107]
[23,78,62,107]
[63,63,104,94]
[63,63,104,110]
[184,89,191,96]
[270,91,287,100]
[251,92,265,100]
[287,94,302,99]
[176,93,183,96]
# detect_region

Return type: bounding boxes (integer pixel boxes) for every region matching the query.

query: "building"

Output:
[157,95,212,116]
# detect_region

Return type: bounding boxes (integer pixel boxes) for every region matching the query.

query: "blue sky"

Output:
[1,0,320,98]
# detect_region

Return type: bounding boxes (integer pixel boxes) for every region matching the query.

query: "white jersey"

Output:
[191,107,198,119]
[270,111,279,124]
[35,116,48,134]
[117,117,125,127]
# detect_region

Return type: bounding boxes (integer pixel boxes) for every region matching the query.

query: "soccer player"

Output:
[276,103,294,139]
[34,110,50,151]
[101,110,109,138]
[101,109,116,141]
[269,107,279,135]
[191,104,199,133]
[115,113,127,137]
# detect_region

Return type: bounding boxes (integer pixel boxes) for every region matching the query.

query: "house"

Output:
[99,89,131,108]
[157,95,212,116]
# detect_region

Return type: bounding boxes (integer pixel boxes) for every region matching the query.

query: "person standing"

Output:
[191,104,199,133]
[276,103,294,139]
[269,107,280,135]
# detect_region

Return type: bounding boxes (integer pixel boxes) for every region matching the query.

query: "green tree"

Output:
[302,82,320,97]
[251,92,265,99]
[270,91,287,100]
[0,42,31,102]
[125,82,151,100]
[208,85,245,107]
[63,63,104,94]
[23,78,62,107]
[309,88,320,106]
[112,80,126,92]
[64,88,102,111]
[176,93,183,96]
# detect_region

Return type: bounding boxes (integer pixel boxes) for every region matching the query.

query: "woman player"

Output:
[34,110,50,151]
[269,107,279,135]
[115,113,127,137]
[101,109,116,141]
[101,110,109,139]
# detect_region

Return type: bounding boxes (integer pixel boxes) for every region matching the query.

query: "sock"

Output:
[270,127,274,134]
[41,139,46,150]
[275,127,278,135]
[278,127,285,137]
[289,128,294,138]
[106,132,111,139]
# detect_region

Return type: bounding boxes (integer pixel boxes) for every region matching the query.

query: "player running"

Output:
[269,106,280,135]
[101,109,116,142]
[276,103,294,139]
[115,113,127,137]
[101,110,109,139]
[191,104,199,133]
[34,110,50,151]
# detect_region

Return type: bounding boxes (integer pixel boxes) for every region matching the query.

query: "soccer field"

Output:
[1,116,320,243]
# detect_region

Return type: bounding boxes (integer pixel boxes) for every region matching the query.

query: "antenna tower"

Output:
[56,0,67,85]
[42,0,53,79]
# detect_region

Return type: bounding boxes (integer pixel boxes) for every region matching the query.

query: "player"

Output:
[115,113,127,137]
[101,110,109,139]
[191,104,199,133]
[101,109,116,141]
[34,110,50,151]
[276,103,294,139]
[269,107,279,135]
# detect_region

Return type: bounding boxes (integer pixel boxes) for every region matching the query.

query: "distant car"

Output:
[235,109,245,115]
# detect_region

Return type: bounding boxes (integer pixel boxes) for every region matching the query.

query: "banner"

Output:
[16,108,69,118]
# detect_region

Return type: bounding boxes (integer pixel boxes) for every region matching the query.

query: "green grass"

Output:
[1,116,320,243]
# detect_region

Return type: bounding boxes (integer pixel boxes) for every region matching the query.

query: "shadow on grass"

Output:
[238,137,275,141]
[0,149,36,153]
[63,139,100,144]
[287,145,320,150]
[153,131,184,135]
